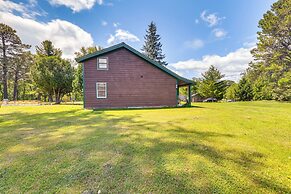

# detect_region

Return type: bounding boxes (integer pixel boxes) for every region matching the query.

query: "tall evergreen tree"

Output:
[0,23,29,100]
[235,76,253,101]
[225,83,238,101]
[11,51,33,100]
[142,22,167,65]
[36,40,62,57]
[197,65,226,99]
[246,0,291,101]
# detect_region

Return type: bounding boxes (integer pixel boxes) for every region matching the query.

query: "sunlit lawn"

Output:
[0,101,290,193]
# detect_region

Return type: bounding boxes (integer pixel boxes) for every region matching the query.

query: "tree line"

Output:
[191,0,290,101]
[189,65,254,101]
[0,23,101,103]
[0,21,166,103]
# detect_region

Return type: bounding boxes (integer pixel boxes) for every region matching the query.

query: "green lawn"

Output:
[0,102,290,193]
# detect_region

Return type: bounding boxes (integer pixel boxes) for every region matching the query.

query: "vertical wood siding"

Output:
[84,48,177,109]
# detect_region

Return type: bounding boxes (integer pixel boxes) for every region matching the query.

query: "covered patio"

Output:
[176,79,193,107]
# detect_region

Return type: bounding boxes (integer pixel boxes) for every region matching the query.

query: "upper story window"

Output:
[97,57,108,70]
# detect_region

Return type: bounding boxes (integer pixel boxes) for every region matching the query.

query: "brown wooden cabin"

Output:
[76,42,193,109]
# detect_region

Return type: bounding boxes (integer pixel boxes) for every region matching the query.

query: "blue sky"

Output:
[0,0,276,81]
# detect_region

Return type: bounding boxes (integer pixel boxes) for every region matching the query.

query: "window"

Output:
[97,57,108,70]
[96,82,107,99]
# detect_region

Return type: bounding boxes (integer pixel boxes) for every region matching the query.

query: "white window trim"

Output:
[97,57,108,70]
[96,82,107,99]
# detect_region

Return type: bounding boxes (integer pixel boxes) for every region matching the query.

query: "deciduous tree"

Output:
[74,46,102,58]
[32,41,74,103]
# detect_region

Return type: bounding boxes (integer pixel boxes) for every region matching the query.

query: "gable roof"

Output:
[76,42,193,84]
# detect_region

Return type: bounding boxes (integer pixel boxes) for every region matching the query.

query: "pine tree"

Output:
[0,23,28,100]
[197,65,226,99]
[36,40,62,57]
[236,76,253,101]
[11,51,33,101]
[246,0,291,101]
[225,83,238,101]
[142,22,167,65]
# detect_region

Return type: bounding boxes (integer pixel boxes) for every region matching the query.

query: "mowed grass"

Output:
[0,102,290,193]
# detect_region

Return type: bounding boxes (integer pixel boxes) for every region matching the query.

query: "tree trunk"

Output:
[13,65,19,101]
[29,85,33,100]
[22,84,26,100]
[55,95,60,104]
[2,64,8,99]
[0,84,2,99]
[55,89,61,104]
[13,78,18,101]
[37,93,41,101]
[48,94,53,102]
[2,36,8,99]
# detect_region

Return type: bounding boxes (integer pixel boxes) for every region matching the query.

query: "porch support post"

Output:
[176,80,179,106]
[187,84,192,107]
[82,63,86,109]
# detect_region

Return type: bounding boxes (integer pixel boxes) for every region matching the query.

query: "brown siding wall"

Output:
[83,48,177,109]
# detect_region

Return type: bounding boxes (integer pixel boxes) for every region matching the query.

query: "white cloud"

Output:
[0,0,45,18]
[213,28,227,38]
[101,20,108,26]
[242,35,257,48]
[48,0,103,12]
[107,34,115,44]
[200,10,224,27]
[107,29,140,45]
[185,39,204,49]
[169,69,184,77]
[243,41,256,48]
[113,22,120,27]
[29,0,38,6]
[170,47,254,81]
[0,0,26,13]
[0,12,94,59]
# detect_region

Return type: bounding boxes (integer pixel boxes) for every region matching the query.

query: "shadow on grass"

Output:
[0,108,289,193]
[92,105,205,112]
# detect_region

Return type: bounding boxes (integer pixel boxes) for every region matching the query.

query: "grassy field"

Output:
[0,101,290,193]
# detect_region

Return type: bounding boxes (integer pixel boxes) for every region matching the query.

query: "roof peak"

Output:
[76,42,193,84]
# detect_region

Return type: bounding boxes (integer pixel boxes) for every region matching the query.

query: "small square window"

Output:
[97,57,108,70]
[96,82,107,98]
